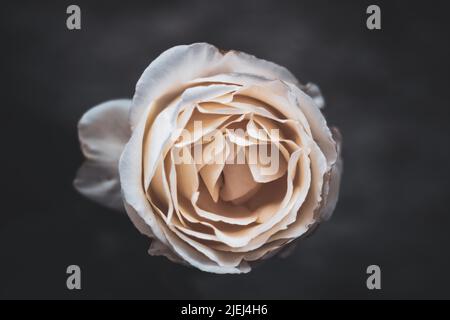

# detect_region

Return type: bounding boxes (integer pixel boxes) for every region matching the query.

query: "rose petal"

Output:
[302,82,325,109]
[142,84,239,190]
[316,127,343,221]
[74,99,131,211]
[148,239,185,264]
[119,106,170,246]
[129,43,299,128]
[286,82,338,168]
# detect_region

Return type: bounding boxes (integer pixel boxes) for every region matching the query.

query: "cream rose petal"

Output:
[119,106,170,247]
[316,127,343,221]
[142,83,240,190]
[74,99,131,211]
[129,43,299,128]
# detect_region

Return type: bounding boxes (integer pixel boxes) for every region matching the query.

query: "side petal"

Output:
[74,99,132,211]
[148,239,185,265]
[302,82,325,109]
[317,127,343,221]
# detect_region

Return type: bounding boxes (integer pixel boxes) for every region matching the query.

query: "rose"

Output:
[74,43,342,273]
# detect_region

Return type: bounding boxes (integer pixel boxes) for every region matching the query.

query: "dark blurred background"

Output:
[1,0,449,299]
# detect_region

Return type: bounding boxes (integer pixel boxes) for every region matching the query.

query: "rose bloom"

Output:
[74,43,342,273]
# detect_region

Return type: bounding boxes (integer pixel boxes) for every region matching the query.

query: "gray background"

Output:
[1,0,449,299]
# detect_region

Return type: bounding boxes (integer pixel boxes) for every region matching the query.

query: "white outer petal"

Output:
[285,82,338,168]
[119,106,169,245]
[302,82,325,109]
[317,127,343,221]
[74,99,131,211]
[129,42,299,128]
